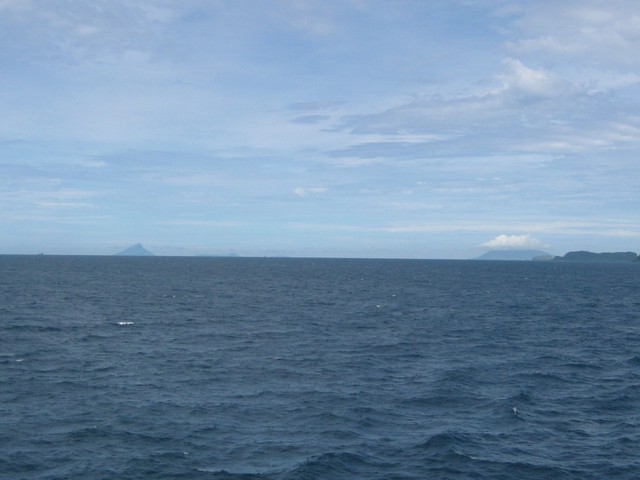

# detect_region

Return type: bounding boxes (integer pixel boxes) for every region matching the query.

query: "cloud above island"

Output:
[481,234,548,250]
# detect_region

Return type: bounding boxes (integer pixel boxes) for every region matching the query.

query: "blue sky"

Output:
[1,0,639,258]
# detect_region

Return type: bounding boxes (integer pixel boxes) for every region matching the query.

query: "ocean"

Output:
[1,256,639,479]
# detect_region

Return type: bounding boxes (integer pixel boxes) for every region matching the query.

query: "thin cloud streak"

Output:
[289,220,640,236]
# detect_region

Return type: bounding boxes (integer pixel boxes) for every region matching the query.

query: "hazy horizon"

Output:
[5,243,639,261]
[2,1,639,258]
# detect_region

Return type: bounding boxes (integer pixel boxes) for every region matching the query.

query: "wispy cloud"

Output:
[505,1,640,68]
[33,198,96,209]
[497,58,570,97]
[290,114,331,125]
[293,187,328,197]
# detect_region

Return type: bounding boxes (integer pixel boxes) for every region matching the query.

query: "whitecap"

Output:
[454,449,479,460]
[116,321,134,325]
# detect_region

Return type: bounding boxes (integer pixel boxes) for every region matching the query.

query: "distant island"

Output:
[553,251,639,262]
[474,249,640,262]
[116,243,155,256]
[474,250,553,261]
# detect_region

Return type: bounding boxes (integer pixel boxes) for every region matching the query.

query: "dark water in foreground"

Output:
[1,256,639,479]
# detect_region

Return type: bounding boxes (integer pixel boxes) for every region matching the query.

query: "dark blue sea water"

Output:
[1,256,639,479]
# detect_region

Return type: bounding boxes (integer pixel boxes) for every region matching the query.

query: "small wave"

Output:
[414,431,475,455]
[488,390,534,422]
[0,353,26,364]
[283,452,391,480]
[5,324,63,332]
[507,390,535,405]
[594,385,640,413]
[195,468,267,479]
[512,370,570,386]
[563,360,604,371]
[627,355,640,366]
[401,392,479,408]
[410,432,582,478]
[67,425,103,441]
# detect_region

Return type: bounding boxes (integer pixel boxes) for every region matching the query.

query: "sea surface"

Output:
[1,256,639,479]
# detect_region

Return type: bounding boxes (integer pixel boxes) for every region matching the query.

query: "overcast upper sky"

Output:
[1,0,639,258]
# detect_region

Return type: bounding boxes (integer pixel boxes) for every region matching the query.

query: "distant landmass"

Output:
[474,250,552,261]
[554,251,639,262]
[116,243,155,256]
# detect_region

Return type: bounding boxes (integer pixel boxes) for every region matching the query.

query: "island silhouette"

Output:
[115,243,154,256]
[474,249,639,262]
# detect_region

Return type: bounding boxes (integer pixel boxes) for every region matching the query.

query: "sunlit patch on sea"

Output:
[1,256,639,479]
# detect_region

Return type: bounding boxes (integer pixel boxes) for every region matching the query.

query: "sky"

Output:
[1,0,639,258]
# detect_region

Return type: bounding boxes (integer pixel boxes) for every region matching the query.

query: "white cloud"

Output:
[498,58,568,97]
[294,187,328,197]
[334,50,640,162]
[480,234,546,249]
[34,201,94,209]
[155,220,246,228]
[505,1,640,68]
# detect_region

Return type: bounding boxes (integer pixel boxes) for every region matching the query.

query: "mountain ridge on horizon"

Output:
[474,249,552,261]
[115,243,154,256]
